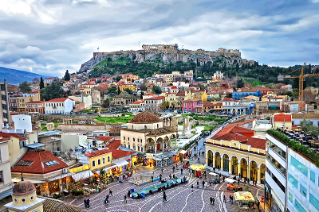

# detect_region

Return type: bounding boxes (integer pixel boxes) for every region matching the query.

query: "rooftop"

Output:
[273,113,292,122]
[146,96,165,100]
[111,149,136,159]
[129,111,162,123]
[96,136,114,142]
[0,132,26,142]
[46,98,74,102]
[105,140,121,149]
[84,149,112,158]
[11,150,68,174]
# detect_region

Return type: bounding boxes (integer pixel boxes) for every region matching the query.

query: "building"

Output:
[44,77,55,84]
[84,149,113,172]
[162,86,178,93]
[113,91,138,106]
[205,124,266,182]
[129,100,145,112]
[0,134,13,200]
[142,93,157,100]
[92,89,101,103]
[61,133,88,152]
[81,81,96,89]
[119,73,138,83]
[25,101,45,114]
[183,98,202,113]
[272,113,292,129]
[44,98,75,115]
[120,111,177,153]
[165,93,178,109]
[202,102,223,113]
[0,80,10,130]
[187,90,207,102]
[119,84,136,92]
[222,97,249,115]
[213,71,223,81]
[266,130,319,212]
[145,96,165,112]
[68,95,92,110]
[292,113,319,126]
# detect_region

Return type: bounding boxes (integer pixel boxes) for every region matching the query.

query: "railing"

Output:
[266,141,286,160]
[266,154,286,177]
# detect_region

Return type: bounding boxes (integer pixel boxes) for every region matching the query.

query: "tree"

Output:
[152,86,162,94]
[41,81,65,101]
[160,101,170,110]
[39,77,45,89]
[124,88,133,94]
[116,76,122,82]
[33,77,39,84]
[102,99,111,108]
[184,79,189,83]
[237,78,244,88]
[94,85,108,96]
[64,70,70,81]
[117,86,120,95]
[139,83,147,91]
[108,86,117,94]
[140,91,144,99]
[303,90,315,103]
[19,81,31,93]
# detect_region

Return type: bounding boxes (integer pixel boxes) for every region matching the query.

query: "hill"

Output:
[0,67,50,84]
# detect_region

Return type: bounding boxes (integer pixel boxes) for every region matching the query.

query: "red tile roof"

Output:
[274,113,292,122]
[176,92,185,96]
[252,87,271,90]
[105,140,121,150]
[85,149,112,158]
[211,124,266,149]
[183,98,201,102]
[96,136,114,142]
[202,102,222,107]
[11,150,68,174]
[146,96,165,100]
[171,86,178,89]
[222,97,238,102]
[0,132,26,142]
[130,100,144,105]
[46,98,74,102]
[111,149,135,159]
[143,93,157,96]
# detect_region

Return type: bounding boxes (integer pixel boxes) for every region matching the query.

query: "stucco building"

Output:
[113,91,138,106]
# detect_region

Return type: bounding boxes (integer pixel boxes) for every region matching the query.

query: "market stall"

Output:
[189,164,205,178]
[226,178,242,191]
[234,191,255,209]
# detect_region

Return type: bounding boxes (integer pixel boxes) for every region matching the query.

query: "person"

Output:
[219,173,221,178]
[202,181,205,188]
[87,199,90,208]
[197,181,199,189]
[239,173,241,179]
[181,168,183,175]
[227,183,229,190]
[84,199,87,208]
[104,195,108,204]
[127,190,131,197]
[173,166,175,172]
[238,179,240,186]
[191,184,194,193]
[257,201,260,211]
[255,181,257,187]
[199,152,200,156]
[162,168,163,173]
[176,164,178,169]
[223,195,226,203]
[212,197,215,205]
[210,197,213,205]
[124,195,127,203]
[247,178,250,185]
[109,189,113,196]
[230,195,233,204]
[163,191,167,202]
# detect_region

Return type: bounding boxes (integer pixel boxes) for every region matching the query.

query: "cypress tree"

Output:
[40,77,44,89]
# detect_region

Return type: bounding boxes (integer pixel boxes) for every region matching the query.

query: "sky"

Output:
[0,0,319,77]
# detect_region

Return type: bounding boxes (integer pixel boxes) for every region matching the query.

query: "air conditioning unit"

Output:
[62,168,69,174]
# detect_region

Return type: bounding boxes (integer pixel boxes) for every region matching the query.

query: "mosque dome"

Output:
[12,180,36,196]
[129,111,162,123]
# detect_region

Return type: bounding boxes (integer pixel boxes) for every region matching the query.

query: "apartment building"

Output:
[0,134,14,200]
[145,96,165,112]
[0,80,9,130]
[45,98,75,115]
[9,91,40,112]
[266,130,319,212]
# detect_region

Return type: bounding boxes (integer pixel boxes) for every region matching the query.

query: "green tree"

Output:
[117,86,120,95]
[116,76,122,82]
[140,91,144,99]
[41,81,65,101]
[108,86,117,94]
[152,86,162,94]
[124,88,133,94]
[64,70,70,81]
[184,79,189,83]
[39,77,45,89]
[19,81,31,93]
[102,99,110,108]
[237,78,244,88]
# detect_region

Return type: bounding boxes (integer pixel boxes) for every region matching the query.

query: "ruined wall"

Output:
[58,124,106,132]
[32,114,97,123]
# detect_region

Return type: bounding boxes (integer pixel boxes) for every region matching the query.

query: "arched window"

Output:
[157,124,159,128]
[133,138,135,142]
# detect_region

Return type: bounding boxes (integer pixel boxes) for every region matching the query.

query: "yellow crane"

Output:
[278,65,319,110]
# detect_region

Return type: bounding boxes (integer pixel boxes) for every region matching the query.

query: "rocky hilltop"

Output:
[79,44,255,73]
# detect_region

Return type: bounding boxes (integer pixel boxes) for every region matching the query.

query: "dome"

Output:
[129,111,162,123]
[12,180,36,196]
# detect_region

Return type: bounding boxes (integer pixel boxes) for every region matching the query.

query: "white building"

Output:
[213,71,223,80]
[61,133,89,152]
[45,98,75,115]
[68,95,92,109]
[12,114,32,133]
[0,135,13,200]
[129,100,145,112]
[145,96,165,112]
[266,131,319,212]
[173,81,189,90]
[44,77,55,84]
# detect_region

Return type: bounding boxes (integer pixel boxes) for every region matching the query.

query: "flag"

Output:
[97,47,99,50]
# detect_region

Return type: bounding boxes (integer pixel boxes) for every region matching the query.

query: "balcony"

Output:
[266,154,286,177]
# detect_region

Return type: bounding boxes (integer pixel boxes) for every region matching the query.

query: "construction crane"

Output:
[278,64,319,110]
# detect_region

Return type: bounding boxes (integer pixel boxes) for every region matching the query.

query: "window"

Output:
[289,192,293,203]
[92,160,96,167]
[288,173,298,188]
[294,199,307,212]
[299,184,307,197]
[0,84,5,91]
[291,156,308,177]
[138,146,140,151]
[0,171,3,183]
[103,158,105,164]
[107,156,110,162]
[310,193,319,211]
[123,137,125,140]
[310,171,315,183]
[98,159,101,165]
[19,141,23,148]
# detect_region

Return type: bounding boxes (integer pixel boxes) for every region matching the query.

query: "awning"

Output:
[46,172,74,182]
[0,188,12,200]
[225,178,237,184]
[145,154,155,159]
[115,160,128,167]
[103,164,118,172]
[234,191,255,202]
[189,164,205,171]
[25,143,45,149]
[209,172,218,176]
[179,150,187,154]
[72,170,93,182]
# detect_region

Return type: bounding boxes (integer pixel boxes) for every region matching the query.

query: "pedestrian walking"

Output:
[238,179,240,185]
[210,197,213,205]
[257,201,260,211]
[212,197,215,205]
[202,181,205,188]
[163,191,167,202]
[247,178,250,185]
[173,166,175,172]
[191,184,194,193]
[87,199,90,208]
[162,168,163,173]
[84,199,87,208]
[197,181,199,189]
[223,195,226,203]
[181,168,183,175]
[109,189,113,196]
[124,195,127,203]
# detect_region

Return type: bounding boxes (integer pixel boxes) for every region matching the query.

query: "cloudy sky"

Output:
[0,0,319,77]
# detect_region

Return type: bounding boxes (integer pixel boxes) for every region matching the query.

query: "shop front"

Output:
[144,154,156,167]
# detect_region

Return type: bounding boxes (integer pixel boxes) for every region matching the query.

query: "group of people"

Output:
[84,199,90,208]
[235,173,258,187]
[222,195,234,204]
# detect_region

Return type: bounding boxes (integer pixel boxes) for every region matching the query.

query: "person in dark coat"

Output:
[84,199,87,208]
[163,191,167,202]
[210,197,213,205]
[86,199,90,208]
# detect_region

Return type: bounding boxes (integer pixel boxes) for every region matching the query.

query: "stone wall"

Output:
[58,124,106,132]
[32,114,97,123]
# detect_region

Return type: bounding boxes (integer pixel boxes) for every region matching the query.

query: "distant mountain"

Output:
[0,67,52,84]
